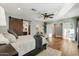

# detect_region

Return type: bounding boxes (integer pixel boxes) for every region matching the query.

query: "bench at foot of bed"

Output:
[0,44,18,56]
[23,44,47,56]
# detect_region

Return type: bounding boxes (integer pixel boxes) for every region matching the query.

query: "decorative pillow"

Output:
[3,32,16,43]
[0,33,10,44]
[8,30,18,39]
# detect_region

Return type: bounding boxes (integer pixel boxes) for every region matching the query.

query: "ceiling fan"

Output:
[41,13,54,19]
[31,8,54,19]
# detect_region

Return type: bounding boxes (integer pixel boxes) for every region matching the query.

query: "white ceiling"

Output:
[0,3,77,22]
[0,3,65,20]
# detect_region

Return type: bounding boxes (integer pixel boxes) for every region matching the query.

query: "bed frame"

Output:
[0,44,18,56]
[23,44,47,56]
[0,44,46,56]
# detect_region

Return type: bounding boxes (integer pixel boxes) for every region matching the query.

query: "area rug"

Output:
[37,47,62,56]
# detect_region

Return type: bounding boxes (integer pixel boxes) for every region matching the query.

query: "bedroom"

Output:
[0,3,79,56]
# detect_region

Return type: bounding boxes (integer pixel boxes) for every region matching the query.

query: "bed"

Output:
[11,35,48,56]
[0,31,47,56]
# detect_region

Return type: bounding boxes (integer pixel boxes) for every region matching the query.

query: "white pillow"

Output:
[3,32,16,43]
[0,33,10,44]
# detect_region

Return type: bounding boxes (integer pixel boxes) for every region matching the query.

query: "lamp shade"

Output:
[0,6,6,26]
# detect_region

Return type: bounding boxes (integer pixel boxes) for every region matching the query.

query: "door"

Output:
[9,17,23,36]
[54,23,62,38]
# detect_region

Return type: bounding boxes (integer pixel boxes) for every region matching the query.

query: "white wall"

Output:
[47,24,54,36]
[30,20,43,35]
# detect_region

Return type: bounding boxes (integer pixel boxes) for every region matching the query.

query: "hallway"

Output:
[48,37,79,56]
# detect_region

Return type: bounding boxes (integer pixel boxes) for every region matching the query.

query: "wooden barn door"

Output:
[9,16,23,36]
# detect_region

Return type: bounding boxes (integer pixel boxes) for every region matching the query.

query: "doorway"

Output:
[53,23,63,38]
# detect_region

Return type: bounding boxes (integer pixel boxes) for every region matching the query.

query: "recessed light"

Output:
[18,8,21,11]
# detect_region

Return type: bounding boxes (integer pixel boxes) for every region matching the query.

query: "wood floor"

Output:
[48,37,79,56]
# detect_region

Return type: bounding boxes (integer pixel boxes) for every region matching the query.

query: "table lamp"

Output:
[0,6,7,33]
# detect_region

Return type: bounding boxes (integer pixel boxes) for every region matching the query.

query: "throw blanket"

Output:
[34,35,42,49]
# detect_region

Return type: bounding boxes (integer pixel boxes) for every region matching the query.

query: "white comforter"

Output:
[11,35,47,56]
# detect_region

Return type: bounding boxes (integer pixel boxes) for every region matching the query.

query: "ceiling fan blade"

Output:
[49,17,53,18]
[48,14,54,16]
[41,14,45,16]
[31,8,37,11]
